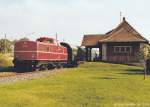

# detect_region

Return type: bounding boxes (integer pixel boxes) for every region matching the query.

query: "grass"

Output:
[0,62,150,107]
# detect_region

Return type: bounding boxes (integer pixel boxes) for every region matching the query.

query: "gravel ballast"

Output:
[0,70,59,84]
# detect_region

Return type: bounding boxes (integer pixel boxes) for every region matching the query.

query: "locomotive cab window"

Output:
[48,39,54,44]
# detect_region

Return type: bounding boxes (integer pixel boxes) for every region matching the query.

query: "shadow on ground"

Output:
[119,69,146,75]
[92,77,117,80]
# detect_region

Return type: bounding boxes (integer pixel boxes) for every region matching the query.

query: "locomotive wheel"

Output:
[39,64,47,71]
[56,63,63,69]
[31,64,36,71]
[47,64,55,70]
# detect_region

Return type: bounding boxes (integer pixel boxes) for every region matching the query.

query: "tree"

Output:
[139,44,150,79]
[12,39,18,45]
[0,39,13,53]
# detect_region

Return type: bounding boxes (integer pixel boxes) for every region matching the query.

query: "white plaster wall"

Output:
[140,43,145,49]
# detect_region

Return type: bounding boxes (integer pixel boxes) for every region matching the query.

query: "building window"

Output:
[114,46,132,53]
[126,47,131,53]
[121,47,125,52]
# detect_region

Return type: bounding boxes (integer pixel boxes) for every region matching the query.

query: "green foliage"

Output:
[12,39,18,45]
[0,62,150,107]
[0,53,13,67]
[0,39,13,53]
[139,44,150,61]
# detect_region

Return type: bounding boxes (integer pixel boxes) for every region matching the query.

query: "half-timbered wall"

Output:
[102,43,107,61]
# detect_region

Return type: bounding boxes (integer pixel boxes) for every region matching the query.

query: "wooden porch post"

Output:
[102,43,107,61]
[99,47,101,61]
[85,47,88,61]
[99,43,102,61]
[89,48,92,61]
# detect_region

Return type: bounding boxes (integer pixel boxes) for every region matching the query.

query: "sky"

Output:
[0,0,150,46]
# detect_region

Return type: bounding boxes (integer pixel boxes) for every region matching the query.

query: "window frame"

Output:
[114,46,132,53]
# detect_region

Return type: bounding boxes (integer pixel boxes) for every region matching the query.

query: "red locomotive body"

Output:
[14,37,68,61]
[13,37,73,71]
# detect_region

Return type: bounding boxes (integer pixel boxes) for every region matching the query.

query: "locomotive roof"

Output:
[36,37,54,41]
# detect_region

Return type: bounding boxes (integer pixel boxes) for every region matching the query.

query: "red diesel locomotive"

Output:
[13,37,78,71]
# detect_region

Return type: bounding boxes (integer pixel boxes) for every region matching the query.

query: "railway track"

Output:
[0,68,59,84]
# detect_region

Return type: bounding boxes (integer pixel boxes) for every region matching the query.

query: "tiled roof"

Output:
[99,18,148,42]
[82,18,149,46]
[81,34,106,46]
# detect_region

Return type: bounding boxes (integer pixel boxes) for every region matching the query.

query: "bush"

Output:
[0,39,13,53]
[0,54,13,67]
